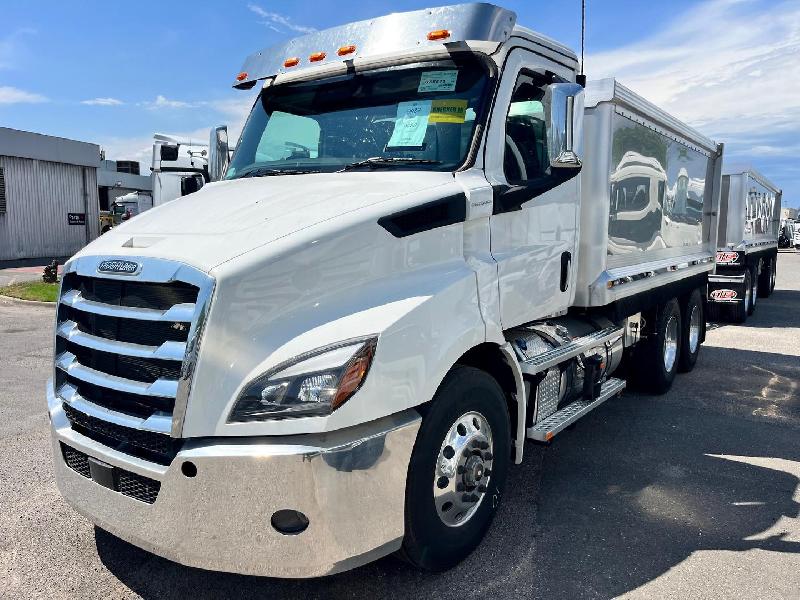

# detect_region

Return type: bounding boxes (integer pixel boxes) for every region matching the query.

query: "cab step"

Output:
[518,326,623,376]
[527,377,626,442]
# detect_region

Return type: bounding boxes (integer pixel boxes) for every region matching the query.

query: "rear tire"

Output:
[399,365,510,571]
[678,289,703,373]
[731,270,751,323]
[633,298,681,394]
[747,267,758,316]
[758,259,773,298]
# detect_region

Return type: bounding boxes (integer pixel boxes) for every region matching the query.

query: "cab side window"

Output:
[503,72,551,185]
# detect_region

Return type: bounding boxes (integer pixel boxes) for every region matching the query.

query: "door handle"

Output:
[560,251,572,292]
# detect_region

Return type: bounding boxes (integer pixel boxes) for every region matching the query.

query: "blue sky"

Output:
[1,0,797,207]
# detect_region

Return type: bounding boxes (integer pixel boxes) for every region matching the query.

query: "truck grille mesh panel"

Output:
[60,443,161,504]
[63,400,181,466]
[61,305,191,345]
[63,376,174,418]
[61,273,198,310]
[62,340,182,382]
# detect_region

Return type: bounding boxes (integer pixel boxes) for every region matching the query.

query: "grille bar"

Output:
[57,320,187,361]
[59,383,172,433]
[61,289,196,322]
[56,352,179,398]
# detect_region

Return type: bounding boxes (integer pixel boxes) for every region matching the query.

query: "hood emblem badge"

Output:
[97,259,141,275]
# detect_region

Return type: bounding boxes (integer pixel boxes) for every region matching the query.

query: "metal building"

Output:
[0,127,100,263]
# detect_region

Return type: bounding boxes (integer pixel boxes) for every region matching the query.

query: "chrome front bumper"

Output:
[48,382,421,578]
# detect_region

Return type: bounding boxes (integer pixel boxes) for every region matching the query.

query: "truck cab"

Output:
[48,3,723,577]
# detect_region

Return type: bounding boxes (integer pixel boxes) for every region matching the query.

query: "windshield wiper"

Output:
[337,157,443,172]
[231,167,315,179]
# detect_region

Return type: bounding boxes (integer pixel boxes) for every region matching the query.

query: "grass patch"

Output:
[0,281,59,302]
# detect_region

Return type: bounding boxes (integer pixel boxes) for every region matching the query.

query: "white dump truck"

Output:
[47,4,723,577]
[708,167,782,322]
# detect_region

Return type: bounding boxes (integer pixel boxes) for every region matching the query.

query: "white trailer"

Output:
[47,4,723,577]
[708,167,782,322]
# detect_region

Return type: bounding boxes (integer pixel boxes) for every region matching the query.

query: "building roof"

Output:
[0,127,100,168]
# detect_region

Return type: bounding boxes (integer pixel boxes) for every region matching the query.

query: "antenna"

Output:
[577,0,587,87]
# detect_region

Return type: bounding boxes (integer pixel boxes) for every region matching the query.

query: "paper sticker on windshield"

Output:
[429,99,468,123]
[387,100,431,148]
[418,70,458,93]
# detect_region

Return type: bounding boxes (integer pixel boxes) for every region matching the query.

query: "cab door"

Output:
[485,49,581,328]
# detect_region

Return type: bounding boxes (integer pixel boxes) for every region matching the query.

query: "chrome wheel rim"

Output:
[771,267,776,290]
[688,304,701,354]
[752,277,758,307]
[664,315,679,372]
[744,278,751,312]
[433,411,494,527]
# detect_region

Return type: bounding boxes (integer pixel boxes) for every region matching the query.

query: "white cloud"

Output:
[247,4,316,34]
[142,95,194,109]
[585,0,800,149]
[81,97,124,106]
[0,28,36,70]
[0,85,47,104]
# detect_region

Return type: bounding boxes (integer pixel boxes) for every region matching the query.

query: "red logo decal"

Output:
[710,289,737,300]
[716,251,739,264]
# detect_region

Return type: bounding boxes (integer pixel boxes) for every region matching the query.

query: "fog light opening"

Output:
[271,509,309,535]
[181,461,197,478]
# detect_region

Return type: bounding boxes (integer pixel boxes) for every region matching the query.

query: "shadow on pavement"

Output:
[96,344,800,600]
[708,289,800,330]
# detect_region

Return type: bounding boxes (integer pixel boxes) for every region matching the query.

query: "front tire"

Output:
[399,365,510,571]
[634,298,682,394]
[678,289,703,373]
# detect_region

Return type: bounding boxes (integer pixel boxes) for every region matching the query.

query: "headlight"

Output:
[228,336,378,422]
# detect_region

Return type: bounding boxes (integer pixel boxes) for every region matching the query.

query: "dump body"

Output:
[717,168,782,251]
[575,78,723,307]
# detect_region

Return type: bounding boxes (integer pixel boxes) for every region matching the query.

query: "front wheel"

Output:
[399,366,510,571]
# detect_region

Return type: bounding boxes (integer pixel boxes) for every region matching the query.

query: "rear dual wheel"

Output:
[758,258,776,298]
[678,289,703,373]
[633,298,682,394]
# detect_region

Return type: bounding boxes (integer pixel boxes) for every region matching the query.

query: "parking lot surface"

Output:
[1,252,799,599]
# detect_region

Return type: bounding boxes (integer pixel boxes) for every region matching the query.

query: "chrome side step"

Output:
[527,377,626,442]
[517,326,623,376]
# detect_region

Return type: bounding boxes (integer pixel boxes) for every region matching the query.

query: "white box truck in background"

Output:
[48,3,723,577]
[708,167,782,322]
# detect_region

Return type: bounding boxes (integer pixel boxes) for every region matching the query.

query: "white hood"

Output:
[76,171,454,271]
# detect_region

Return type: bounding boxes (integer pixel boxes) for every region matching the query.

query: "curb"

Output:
[0,294,57,308]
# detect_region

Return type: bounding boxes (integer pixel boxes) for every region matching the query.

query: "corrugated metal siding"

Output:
[0,156,99,261]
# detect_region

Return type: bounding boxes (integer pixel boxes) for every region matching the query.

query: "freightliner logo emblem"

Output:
[97,259,141,275]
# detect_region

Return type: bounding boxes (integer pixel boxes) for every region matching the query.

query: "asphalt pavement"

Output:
[1,252,799,599]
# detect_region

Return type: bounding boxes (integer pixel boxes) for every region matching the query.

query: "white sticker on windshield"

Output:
[418,70,458,93]
[387,100,431,148]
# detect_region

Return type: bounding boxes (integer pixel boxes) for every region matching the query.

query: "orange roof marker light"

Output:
[309,51,327,63]
[337,44,357,57]
[236,71,248,82]
[284,57,300,68]
[427,29,451,41]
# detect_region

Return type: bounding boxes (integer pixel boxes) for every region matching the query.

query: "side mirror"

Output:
[160,144,179,162]
[181,174,204,196]
[545,83,584,169]
[208,125,230,182]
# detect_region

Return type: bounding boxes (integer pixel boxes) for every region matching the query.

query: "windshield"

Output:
[226,56,490,178]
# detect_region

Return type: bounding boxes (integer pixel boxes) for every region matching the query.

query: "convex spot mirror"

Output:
[545,83,584,169]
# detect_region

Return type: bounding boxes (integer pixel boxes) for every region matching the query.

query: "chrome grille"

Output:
[54,256,214,459]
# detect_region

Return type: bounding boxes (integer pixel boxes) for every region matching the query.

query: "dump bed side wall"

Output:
[575,87,721,308]
[717,172,782,250]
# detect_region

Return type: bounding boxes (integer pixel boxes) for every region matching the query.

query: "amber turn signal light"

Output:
[236,71,248,82]
[427,29,451,41]
[284,57,300,68]
[337,44,357,56]
[309,51,326,62]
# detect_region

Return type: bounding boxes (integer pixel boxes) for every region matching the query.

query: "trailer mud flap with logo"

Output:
[708,274,746,303]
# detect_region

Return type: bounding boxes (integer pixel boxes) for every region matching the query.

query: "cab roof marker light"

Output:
[427,29,451,41]
[284,57,300,68]
[337,44,356,56]
[236,71,248,82]
[309,51,326,62]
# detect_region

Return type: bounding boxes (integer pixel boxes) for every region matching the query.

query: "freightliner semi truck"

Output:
[708,167,782,322]
[47,4,724,577]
